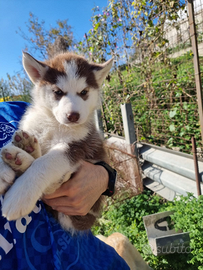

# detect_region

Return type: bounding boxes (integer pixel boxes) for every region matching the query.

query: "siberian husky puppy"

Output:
[0,52,113,233]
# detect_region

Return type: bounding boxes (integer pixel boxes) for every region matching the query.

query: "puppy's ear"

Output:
[22,52,48,84]
[91,58,113,86]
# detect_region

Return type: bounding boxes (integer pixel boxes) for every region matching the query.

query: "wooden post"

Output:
[121,103,138,156]
[188,0,203,142]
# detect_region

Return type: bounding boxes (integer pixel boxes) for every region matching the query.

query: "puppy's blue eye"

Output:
[54,89,64,96]
[80,89,88,96]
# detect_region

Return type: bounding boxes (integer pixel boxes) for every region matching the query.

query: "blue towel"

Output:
[0,101,129,270]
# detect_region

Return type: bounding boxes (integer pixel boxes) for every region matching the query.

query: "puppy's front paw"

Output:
[1,144,34,174]
[0,160,15,194]
[13,130,41,159]
[2,177,40,220]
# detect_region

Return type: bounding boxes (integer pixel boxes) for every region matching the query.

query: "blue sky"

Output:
[0,0,108,80]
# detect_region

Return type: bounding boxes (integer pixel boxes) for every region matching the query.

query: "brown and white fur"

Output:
[97,233,152,270]
[0,52,113,233]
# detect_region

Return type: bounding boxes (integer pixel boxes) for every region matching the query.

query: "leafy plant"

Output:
[0,74,32,103]
[92,191,203,269]
[169,194,203,269]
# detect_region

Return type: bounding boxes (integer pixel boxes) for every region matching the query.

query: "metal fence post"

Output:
[95,109,103,132]
[188,0,203,142]
[191,137,201,196]
[121,103,138,156]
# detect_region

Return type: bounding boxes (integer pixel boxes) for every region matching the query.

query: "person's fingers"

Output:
[43,196,69,207]
[53,205,89,216]
[44,198,90,216]
[43,165,83,200]
[42,161,109,216]
[44,193,85,209]
[43,181,72,200]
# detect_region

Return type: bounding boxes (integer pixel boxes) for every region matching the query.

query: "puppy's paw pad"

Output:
[13,130,41,158]
[1,145,34,173]
[2,148,22,166]
[13,130,34,152]
[4,152,13,160]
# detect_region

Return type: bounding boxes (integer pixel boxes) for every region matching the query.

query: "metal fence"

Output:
[101,0,203,156]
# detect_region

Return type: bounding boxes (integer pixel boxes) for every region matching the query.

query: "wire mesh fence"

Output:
[101,0,203,156]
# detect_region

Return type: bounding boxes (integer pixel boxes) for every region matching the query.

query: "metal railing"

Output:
[104,103,203,200]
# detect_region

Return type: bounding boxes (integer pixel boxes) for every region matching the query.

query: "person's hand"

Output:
[43,161,108,216]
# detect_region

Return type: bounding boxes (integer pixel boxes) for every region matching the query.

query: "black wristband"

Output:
[95,161,117,197]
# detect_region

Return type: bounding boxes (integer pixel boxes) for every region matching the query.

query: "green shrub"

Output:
[169,194,203,270]
[92,190,203,269]
[102,52,203,154]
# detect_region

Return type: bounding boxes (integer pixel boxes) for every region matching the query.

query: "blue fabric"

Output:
[0,102,129,270]
[0,101,29,148]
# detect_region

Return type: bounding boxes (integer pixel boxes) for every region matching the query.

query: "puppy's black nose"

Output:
[67,112,80,122]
